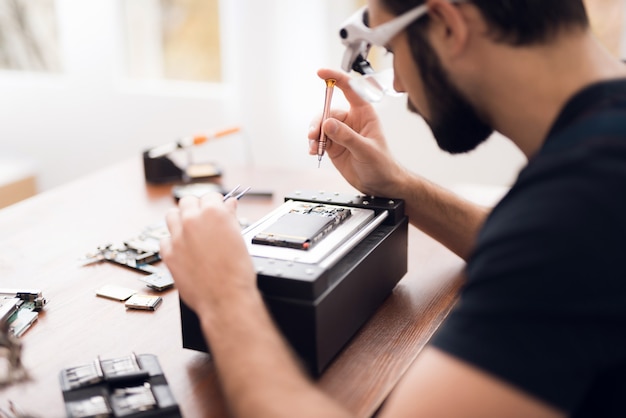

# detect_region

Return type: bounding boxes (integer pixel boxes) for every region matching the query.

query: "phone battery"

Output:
[139,270,175,291]
[125,294,162,311]
[96,285,137,301]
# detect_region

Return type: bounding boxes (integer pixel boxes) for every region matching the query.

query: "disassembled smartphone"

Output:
[81,213,247,292]
[244,199,379,266]
[251,203,352,250]
[81,222,174,291]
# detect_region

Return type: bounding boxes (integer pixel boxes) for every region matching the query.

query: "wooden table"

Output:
[0,158,464,417]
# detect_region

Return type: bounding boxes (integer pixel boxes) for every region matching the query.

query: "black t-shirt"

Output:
[431,79,626,417]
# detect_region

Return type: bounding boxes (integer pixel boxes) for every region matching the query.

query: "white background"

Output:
[1,0,622,194]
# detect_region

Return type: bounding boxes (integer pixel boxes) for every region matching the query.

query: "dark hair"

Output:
[381,0,589,46]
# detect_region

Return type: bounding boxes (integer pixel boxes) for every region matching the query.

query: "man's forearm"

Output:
[199,289,352,418]
[396,172,490,260]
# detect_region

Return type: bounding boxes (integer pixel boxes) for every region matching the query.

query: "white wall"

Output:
[0,0,528,193]
[373,98,527,188]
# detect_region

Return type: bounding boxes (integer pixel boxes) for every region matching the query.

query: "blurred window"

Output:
[123,0,222,82]
[0,0,622,80]
[0,0,61,72]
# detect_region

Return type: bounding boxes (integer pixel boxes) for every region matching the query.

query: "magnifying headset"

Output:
[338,0,463,102]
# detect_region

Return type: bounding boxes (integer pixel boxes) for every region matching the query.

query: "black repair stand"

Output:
[179,191,408,376]
[142,150,222,184]
[143,150,184,184]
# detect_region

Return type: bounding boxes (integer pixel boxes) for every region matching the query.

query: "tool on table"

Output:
[317,78,336,167]
[172,183,271,202]
[81,186,252,290]
[222,184,252,201]
[148,126,241,159]
[143,126,241,184]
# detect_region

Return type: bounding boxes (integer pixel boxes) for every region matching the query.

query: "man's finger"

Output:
[317,68,369,107]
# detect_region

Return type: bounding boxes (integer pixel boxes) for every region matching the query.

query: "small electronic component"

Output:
[0,289,46,311]
[96,286,161,312]
[125,295,162,311]
[139,270,175,291]
[82,218,246,291]
[0,289,47,337]
[60,353,181,417]
[0,298,20,324]
[62,353,148,391]
[96,285,137,302]
[8,310,39,338]
[65,395,112,418]
[252,203,351,250]
[63,360,105,391]
[110,384,158,416]
[100,353,149,382]
[81,242,161,275]
[81,223,173,289]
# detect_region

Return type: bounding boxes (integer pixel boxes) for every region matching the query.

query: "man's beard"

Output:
[409,31,494,154]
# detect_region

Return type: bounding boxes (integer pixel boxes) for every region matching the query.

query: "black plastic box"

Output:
[180,191,408,375]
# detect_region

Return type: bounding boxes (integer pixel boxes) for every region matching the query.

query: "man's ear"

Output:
[425,0,470,59]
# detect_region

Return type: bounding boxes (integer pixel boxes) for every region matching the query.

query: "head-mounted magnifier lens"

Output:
[338,1,461,102]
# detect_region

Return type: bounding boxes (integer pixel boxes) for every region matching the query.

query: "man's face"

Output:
[409,29,494,154]
[370,0,494,154]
